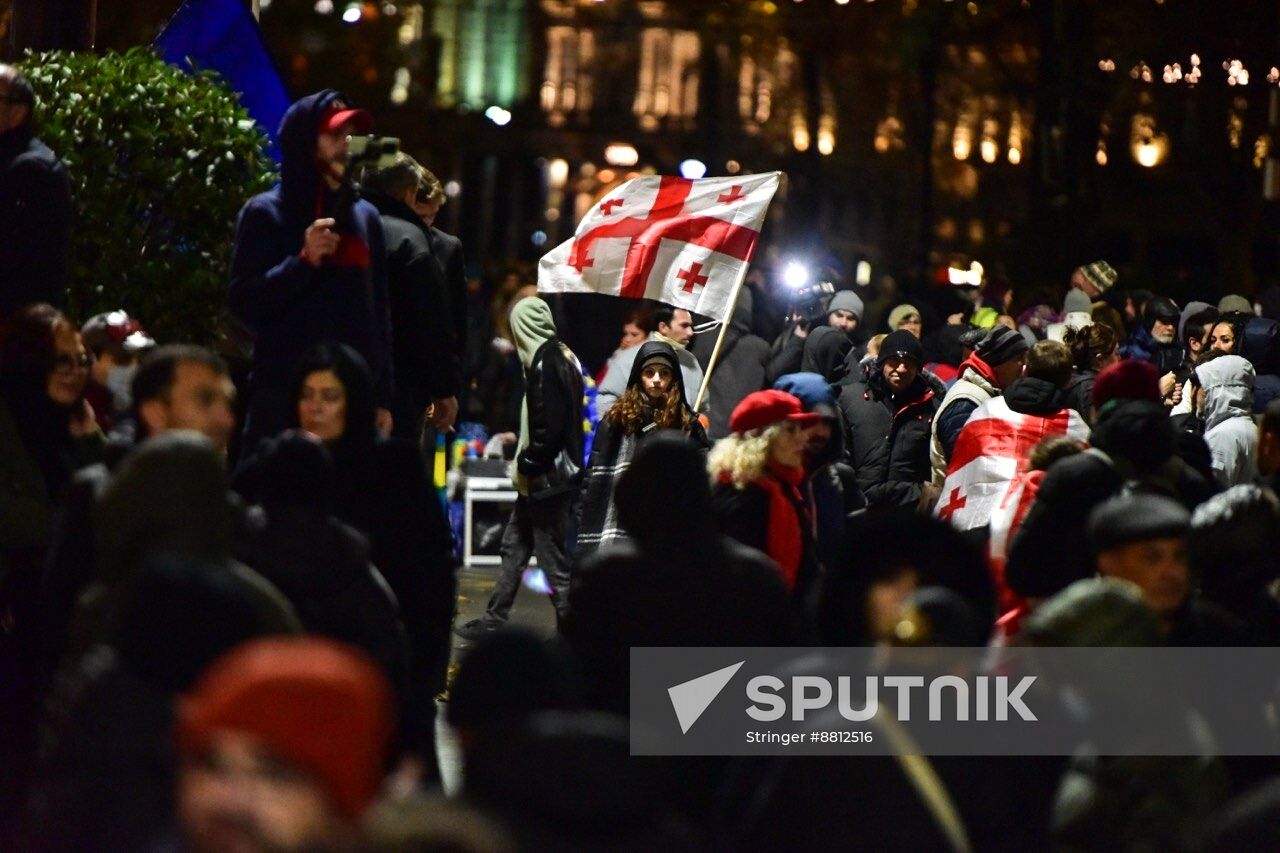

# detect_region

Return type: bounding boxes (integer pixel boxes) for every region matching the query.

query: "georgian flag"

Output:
[935,395,1089,532]
[537,172,781,322]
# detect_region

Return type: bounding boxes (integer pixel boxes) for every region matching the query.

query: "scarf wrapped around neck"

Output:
[718,459,808,589]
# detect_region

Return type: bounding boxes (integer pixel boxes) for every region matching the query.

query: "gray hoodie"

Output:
[1196,355,1258,487]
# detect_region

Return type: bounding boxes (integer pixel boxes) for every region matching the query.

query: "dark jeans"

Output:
[485,493,574,623]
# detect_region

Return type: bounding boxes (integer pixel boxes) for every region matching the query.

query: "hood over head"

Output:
[1178,301,1215,344]
[624,340,688,407]
[1239,316,1280,375]
[1196,354,1255,431]
[510,297,557,367]
[730,286,755,334]
[278,90,348,222]
[801,326,853,384]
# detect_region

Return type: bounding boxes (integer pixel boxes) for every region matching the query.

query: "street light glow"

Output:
[341,2,362,23]
[485,106,512,126]
[604,143,639,167]
[679,159,708,179]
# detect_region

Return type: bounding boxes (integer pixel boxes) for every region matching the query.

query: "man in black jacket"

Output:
[411,165,468,362]
[0,65,72,319]
[838,329,941,509]
[358,155,460,443]
[457,297,585,637]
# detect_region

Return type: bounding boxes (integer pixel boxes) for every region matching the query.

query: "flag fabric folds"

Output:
[154,0,291,162]
[935,395,1089,532]
[537,172,781,322]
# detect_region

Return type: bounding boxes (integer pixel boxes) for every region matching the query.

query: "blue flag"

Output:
[154,0,290,162]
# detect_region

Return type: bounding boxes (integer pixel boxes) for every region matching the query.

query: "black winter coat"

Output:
[838,367,941,508]
[1063,371,1096,424]
[0,126,72,316]
[428,226,468,361]
[519,339,586,498]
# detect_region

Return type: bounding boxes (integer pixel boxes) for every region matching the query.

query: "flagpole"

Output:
[693,276,748,413]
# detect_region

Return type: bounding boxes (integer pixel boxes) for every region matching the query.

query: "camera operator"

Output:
[766,278,838,384]
[229,91,394,453]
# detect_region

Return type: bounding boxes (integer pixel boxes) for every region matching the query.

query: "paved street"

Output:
[437,562,559,794]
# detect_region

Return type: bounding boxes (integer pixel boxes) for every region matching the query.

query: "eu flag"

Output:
[154,0,290,162]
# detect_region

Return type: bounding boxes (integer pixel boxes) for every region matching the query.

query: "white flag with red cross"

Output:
[537,172,781,322]
[934,395,1090,533]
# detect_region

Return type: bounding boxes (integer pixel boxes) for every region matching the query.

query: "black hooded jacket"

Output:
[576,342,708,556]
[361,188,460,437]
[228,90,392,446]
[801,326,853,385]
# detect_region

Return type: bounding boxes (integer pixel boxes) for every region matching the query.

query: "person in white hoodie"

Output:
[1193,352,1258,487]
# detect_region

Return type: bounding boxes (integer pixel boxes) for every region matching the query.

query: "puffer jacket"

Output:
[1122,324,1185,376]
[1197,355,1258,487]
[838,364,941,508]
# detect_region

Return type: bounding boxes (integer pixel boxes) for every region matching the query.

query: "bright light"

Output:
[444,180,461,197]
[980,138,998,163]
[726,159,741,174]
[783,261,810,290]
[547,158,569,188]
[531,231,548,247]
[817,130,835,155]
[1007,146,1022,165]
[948,261,984,287]
[314,0,334,13]
[678,158,707,179]
[604,143,639,167]
[1134,141,1163,167]
[341,2,362,23]
[259,0,273,8]
[856,260,872,287]
[485,106,512,126]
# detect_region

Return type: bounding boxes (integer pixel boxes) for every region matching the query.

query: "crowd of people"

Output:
[10,67,1280,850]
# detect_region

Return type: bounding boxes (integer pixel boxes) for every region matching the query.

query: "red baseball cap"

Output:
[319,103,373,135]
[729,389,823,434]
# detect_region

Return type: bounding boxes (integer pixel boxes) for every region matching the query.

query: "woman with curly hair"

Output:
[1062,322,1119,423]
[575,341,708,556]
[709,390,822,596]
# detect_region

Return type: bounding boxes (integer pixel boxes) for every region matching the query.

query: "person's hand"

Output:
[430,396,458,432]
[794,322,809,340]
[1159,371,1178,398]
[302,218,340,266]
[69,399,98,438]
[947,312,965,325]
[375,407,393,435]
[1169,383,1183,407]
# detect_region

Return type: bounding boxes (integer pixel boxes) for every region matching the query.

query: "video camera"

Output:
[332,135,401,232]
[346,135,401,170]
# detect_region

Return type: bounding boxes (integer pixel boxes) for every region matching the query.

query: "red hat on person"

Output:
[176,637,393,820]
[1092,358,1162,410]
[729,389,823,434]
[319,103,373,135]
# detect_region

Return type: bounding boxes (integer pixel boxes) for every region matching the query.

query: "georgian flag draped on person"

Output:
[934,396,1089,533]
[537,173,781,322]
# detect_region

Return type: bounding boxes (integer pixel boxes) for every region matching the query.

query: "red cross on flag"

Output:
[536,172,781,322]
[934,395,1089,532]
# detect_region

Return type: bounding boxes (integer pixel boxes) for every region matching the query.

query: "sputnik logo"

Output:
[667,661,745,734]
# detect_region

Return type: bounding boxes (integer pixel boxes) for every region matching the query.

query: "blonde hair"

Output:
[708,422,791,489]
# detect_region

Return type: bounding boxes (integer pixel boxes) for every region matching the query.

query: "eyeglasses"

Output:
[53,352,91,372]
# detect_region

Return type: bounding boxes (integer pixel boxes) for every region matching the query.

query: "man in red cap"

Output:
[175,637,392,852]
[229,91,394,453]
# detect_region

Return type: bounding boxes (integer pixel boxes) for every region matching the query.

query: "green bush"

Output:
[21,48,276,343]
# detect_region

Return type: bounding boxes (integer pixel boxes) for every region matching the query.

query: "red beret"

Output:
[177,637,392,820]
[729,389,823,434]
[1092,358,1161,409]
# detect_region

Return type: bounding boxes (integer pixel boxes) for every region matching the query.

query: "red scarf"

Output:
[721,460,809,590]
